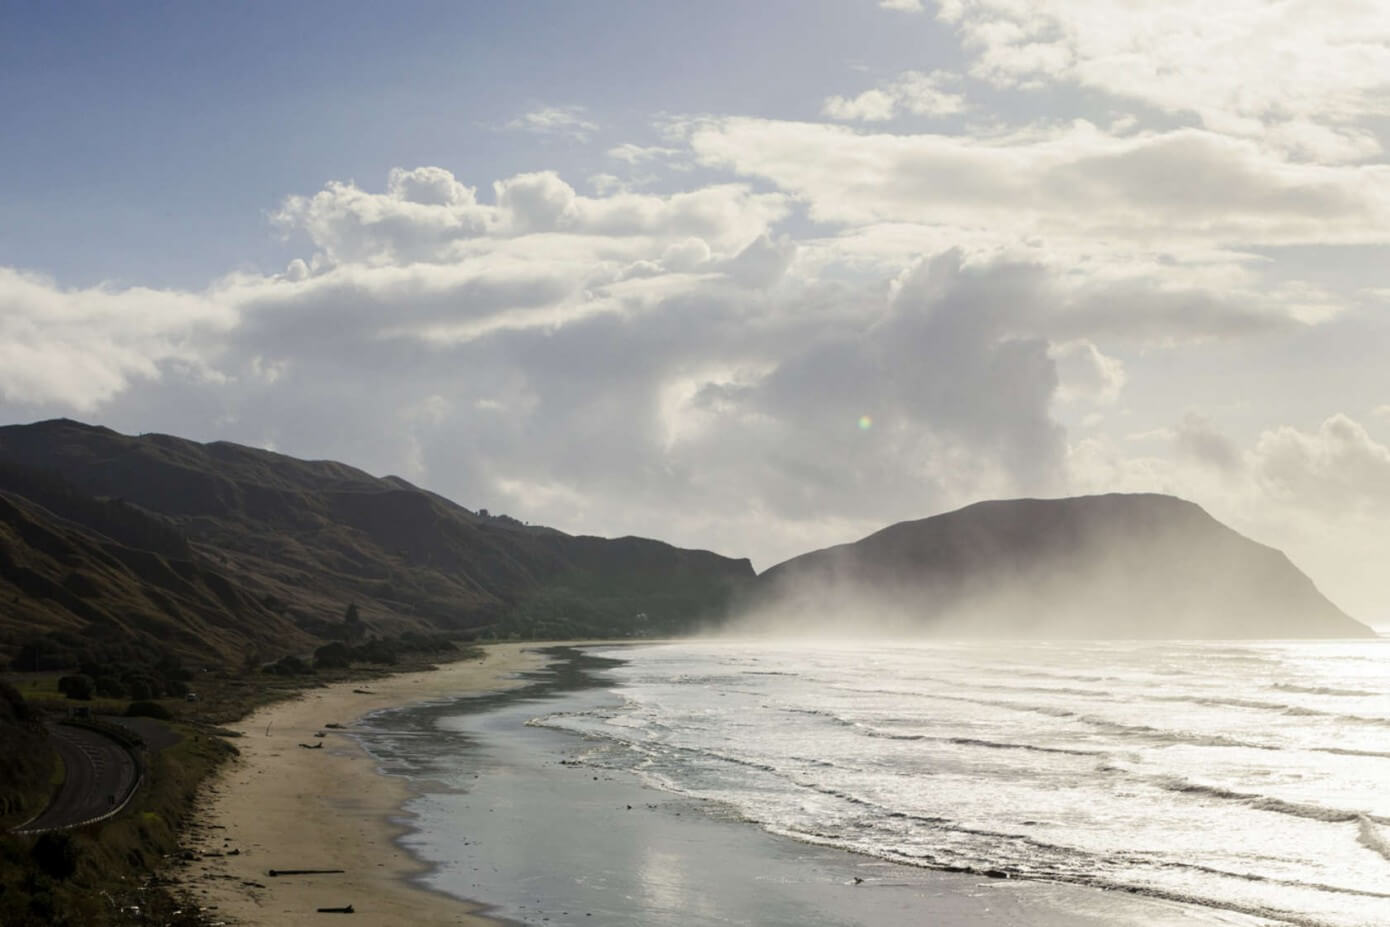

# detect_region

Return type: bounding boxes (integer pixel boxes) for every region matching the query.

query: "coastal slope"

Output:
[749,494,1370,638]
[0,419,754,667]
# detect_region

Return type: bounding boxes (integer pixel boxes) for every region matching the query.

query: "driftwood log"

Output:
[268,868,346,876]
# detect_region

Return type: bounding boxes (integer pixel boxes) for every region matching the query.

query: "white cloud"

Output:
[1052,340,1125,405]
[934,0,1390,160]
[607,143,680,164]
[272,167,788,269]
[1253,414,1390,515]
[824,70,967,122]
[823,88,897,122]
[0,268,234,410]
[505,105,599,141]
[880,0,925,10]
[686,117,1390,247]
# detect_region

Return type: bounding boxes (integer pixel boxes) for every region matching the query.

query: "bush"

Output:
[125,700,172,721]
[265,655,313,676]
[0,679,34,723]
[56,675,94,701]
[350,639,396,665]
[314,641,351,670]
[94,675,127,698]
[31,833,77,880]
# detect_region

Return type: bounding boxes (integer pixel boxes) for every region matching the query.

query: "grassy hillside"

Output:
[0,419,754,670]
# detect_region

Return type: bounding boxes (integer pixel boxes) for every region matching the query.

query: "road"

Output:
[15,723,139,833]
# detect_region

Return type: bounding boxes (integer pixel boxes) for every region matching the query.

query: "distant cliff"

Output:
[748,494,1371,639]
[0,419,754,667]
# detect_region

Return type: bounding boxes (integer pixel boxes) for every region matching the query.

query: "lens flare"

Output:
[858,415,873,430]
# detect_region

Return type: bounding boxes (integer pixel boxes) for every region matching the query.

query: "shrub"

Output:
[314,642,351,670]
[0,679,34,723]
[125,700,172,721]
[56,675,94,701]
[31,833,77,880]
[265,655,313,676]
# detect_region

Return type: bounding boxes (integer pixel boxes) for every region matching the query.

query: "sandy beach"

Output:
[176,643,548,926]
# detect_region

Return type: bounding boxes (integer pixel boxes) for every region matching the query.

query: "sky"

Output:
[2,1,1389,620]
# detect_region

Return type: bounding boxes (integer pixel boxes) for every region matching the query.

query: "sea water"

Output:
[366,639,1390,927]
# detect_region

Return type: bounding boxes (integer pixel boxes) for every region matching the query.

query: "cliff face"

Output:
[750,494,1371,639]
[0,419,755,666]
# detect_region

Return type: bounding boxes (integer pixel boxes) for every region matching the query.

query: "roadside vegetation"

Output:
[0,634,484,926]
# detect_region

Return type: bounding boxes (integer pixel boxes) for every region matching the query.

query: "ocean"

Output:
[359,639,1390,927]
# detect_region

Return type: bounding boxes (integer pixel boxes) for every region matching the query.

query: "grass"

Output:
[7,674,133,716]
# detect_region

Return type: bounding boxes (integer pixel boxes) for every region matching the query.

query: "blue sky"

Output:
[1,1,957,285]
[3,1,1390,617]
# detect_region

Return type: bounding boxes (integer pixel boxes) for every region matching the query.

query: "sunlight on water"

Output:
[530,639,1390,927]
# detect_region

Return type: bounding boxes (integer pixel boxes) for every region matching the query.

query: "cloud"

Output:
[933,0,1390,159]
[272,166,788,269]
[823,88,896,122]
[0,268,234,410]
[1173,413,1241,473]
[823,70,967,122]
[505,105,599,141]
[686,118,1390,247]
[1052,340,1125,405]
[4,147,1387,612]
[1252,414,1390,516]
[607,143,680,165]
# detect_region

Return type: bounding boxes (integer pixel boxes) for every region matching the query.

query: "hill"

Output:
[745,494,1371,638]
[0,419,754,668]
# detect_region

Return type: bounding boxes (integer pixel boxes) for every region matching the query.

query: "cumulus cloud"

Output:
[823,70,967,122]
[1052,340,1125,405]
[1253,414,1390,515]
[0,268,234,410]
[271,167,788,270]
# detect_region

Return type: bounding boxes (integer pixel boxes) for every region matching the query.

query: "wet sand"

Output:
[177,643,546,926]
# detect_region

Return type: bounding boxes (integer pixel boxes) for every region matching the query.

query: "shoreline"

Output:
[178,641,1286,927]
[383,643,1279,927]
[176,642,550,926]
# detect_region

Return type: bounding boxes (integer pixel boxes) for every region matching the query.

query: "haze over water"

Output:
[524,639,1390,927]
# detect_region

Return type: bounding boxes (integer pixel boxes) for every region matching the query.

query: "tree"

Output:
[32,833,78,880]
[57,675,94,701]
[343,602,364,642]
[314,642,351,670]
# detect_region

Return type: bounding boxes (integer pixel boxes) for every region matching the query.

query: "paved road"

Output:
[16,724,139,833]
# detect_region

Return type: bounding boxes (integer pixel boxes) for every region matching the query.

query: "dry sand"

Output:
[176,643,549,925]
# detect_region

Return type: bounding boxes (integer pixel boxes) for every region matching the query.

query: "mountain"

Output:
[0,420,754,667]
[746,494,1370,638]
